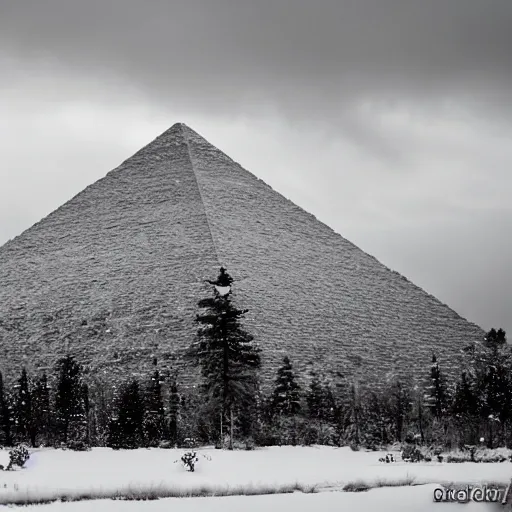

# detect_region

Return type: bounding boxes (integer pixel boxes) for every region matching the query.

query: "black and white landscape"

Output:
[0,1,511,511]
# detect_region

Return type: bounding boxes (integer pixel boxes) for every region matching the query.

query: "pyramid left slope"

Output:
[0,123,219,379]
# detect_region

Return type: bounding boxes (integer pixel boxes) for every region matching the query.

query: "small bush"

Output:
[66,441,90,452]
[374,475,417,488]
[343,480,370,492]
[174,451,212,472]
[0,445,30,470]
[181,438,198,449]
[378,453,395,463]
[180,451,199,472]
[158,441,175,449]
[401,445,424,463]
[445,448,509,463]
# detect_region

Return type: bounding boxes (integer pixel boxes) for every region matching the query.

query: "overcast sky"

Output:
[1,0,511,336]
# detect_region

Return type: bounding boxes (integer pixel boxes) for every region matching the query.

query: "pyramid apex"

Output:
[160,122,198,138]
[168,121,191,130]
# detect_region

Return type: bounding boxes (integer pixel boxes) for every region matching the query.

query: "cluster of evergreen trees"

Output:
[0,268,510,451]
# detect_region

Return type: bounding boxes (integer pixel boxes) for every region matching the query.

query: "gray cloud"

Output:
[1,0,511,335]
[2,1,512,115]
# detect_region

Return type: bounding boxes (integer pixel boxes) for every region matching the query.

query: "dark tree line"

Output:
[0,267,510,451]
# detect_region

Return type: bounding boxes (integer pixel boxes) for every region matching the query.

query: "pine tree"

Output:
[188,267,261,449]
[114,380,145,449]
[347,382,362,446]
[14,368,35,446]
[168,378,180,446]
[387,379,412,443]
[452,371,479,445]
[54,355,88,447]
[271,356,301,416]
[32,373,51,446]
[412,386,426,445]
[465,328,511,447]
[306,372,335,422]
[361,391,389,448]
[484,328,507,351]
[478,329,510,448]
[143,363,166,447]
[87,378,112,447]
[425,354,450,420]
[0,372,13,446]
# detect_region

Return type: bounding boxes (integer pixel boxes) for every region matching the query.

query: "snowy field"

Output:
[0,446,510,509]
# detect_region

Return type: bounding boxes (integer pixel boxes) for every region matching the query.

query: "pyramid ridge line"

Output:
[180,123,222,268]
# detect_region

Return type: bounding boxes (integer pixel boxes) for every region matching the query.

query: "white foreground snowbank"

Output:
[0,446,509,505]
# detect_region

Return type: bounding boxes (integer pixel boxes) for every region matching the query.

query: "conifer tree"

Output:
[361,391,389,447]
[484,328,507,351]
[387,379,412,443]
[143,362,166,447]
[478,329,510,447]
[306,372,335,422]
[0,372,13,446]
[425,354,450,420]
[412,386,425,445]
[464,328,511,447]
[86,378,112,447]
[32,373,51,446]
[271,356,301,416]
[14,368,35,446]
[114,380,145,449]
[188,267,261,449]
[347,382,362,446]
[54,355,88,446]
[168,378,180,446]
[452,371,479,444]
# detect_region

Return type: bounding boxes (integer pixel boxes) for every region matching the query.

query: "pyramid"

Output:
[0,123,483,388]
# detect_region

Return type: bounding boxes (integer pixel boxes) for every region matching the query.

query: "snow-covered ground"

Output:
[18,484,505,512]
[0,446,510,507]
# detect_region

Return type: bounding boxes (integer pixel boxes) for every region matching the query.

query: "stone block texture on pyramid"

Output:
[0,123,484,388]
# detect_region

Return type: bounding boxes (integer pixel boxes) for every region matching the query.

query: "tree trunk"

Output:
[418,399,425,444]
[220,410,223,447]
[229,406,234,450]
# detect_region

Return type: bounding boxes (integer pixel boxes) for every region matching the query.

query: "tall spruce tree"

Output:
[32,373,51,446]
[143,362,166,447]
[412,386,425,445]
[14,368,35,446]
[464,328,511,447]
[347,383,362,446]
[168,378,180,446]
[361,391,389,447]
[306,372,335,422]
[425,354,449,420]
[113,379,145,449]
[452,371,479,445]
[271,356,301,416]
[54,355,88,446]
[388,379,412,443]
[478,329,510,447]
[189,267,261,449]
[0,372,13,446]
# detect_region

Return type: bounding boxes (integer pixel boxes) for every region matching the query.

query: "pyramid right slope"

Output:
[183,124,484,385]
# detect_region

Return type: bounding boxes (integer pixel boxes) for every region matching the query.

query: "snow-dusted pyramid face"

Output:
[0,123,483,387]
